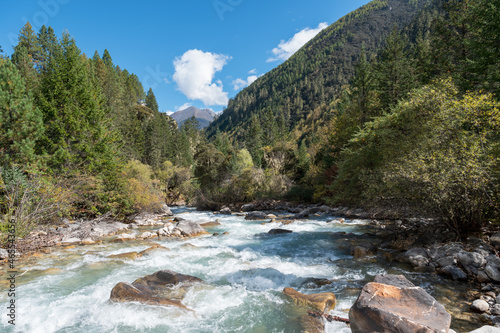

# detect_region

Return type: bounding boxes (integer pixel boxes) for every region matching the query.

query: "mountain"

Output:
[206,0,431,141]
[171,106,217,129]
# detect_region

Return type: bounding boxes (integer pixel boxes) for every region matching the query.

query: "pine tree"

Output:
[145,88,159,112]
[37,32,119,173]
[37,25,58,71]
[11,22,41,91]
[0,57,43,165]
[374,28,415,110]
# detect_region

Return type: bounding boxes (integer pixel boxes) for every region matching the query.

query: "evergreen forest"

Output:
[1,0,499,239]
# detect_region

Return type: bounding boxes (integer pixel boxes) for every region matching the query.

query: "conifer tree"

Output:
[0,57,43,165]
[11,22,41,91]
[145,88,159,112]
[37,32,118,173]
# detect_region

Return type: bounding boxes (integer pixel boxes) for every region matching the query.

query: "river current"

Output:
[1,207,478,332]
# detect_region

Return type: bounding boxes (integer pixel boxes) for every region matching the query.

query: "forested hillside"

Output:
[206,0,430,144]
[199,0,500,236]
[1,0,499,241]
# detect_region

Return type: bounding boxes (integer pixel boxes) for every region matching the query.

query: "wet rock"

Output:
[349,274,451,333]
[300,278,333,289]
[283,287,336,313]
[268,228,293,235]
[472,299,491,313]
[107,252,139,260]
[110,270,203,310]
[245,211,269,220]
[441,265,468,281]
[199,221,221,228]
[138,245,170,257]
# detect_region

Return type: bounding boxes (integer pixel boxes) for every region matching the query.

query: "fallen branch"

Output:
[307,311,350,325]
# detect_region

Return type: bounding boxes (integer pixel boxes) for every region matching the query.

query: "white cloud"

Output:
[173,49,231,106]
[249,68,257,74]
[267,22,328,62]
[177,103,192,111]
[232,75,258,90]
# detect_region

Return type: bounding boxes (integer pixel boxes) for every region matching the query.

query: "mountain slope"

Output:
[206,0,430,141]
[171,106,216,128]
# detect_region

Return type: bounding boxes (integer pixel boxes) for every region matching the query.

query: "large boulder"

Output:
[349,274,451,333]
[283,287,336,313]
[110,270,203,310]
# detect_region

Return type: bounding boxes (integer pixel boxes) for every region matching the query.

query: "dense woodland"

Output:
[1,0,499,240]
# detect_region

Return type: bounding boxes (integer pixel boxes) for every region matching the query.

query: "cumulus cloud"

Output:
[249,68,257,74]
[267,22,328,62]
[232,75,258,90]
[173,49,231,106]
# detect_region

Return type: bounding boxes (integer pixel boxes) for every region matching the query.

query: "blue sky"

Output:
[1,0,371,113]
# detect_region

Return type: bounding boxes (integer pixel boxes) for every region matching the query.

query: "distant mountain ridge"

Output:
[206,0,430,141]
[171,106,216,128]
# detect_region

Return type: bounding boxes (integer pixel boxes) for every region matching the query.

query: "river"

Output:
[1,207,479,332]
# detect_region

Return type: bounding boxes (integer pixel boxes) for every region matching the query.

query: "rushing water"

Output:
[1,207,480,332]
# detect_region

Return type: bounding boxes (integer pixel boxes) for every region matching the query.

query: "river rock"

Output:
[245,211,269,220]
[349,274,451,333]
[240,203,256,212]
[110,270,203,310]
[176,220,208,237]
[485,255,500,282]
[458,251,487,276]
[268,228,293,235]
[138,245,170,257]
[0,249,8,259]
[491,304,500,316]
[155,204,173,216]
[352,244,377,258]
[402,247,429,268]
[283,287,336,313]
[219,207,231,215]
[472,299,490,313]
[61,237,81,245]
[441,265,468,281]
